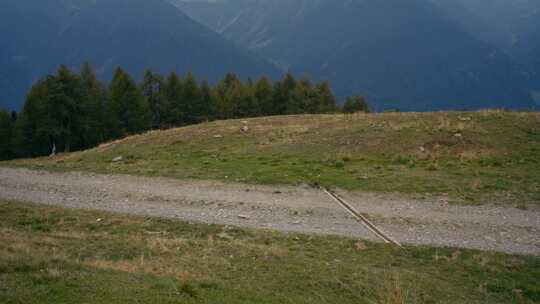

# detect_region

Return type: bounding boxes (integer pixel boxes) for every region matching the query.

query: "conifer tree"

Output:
[19,65,85,154]
[282,72,297,94]
[11,111,17,122]
[107,67,150,138]
[0,109,14,160]
[8,62,360,159]
[342,97,355,114]
[352,95,370,113]
[11,79,50,157]
[288,77,314,114]
[271,81,284,116]
[314,81,337,113]
[272,72,296,115]
[342,95,369,113]
[223,72,241,89]
[255,76,274,116]
[79,62,106,147]
[234,84,260,118]
[215,72,241,119]
[182,72,201,124]
[50,64,84,152]
[199,80,216,121]
[141,69,165,129]
[162,72,184,127]
[10,112,33,158]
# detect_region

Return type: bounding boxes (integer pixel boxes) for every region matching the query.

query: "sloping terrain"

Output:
[0,0,278,111]
[508,27,540,106]
[429,0,540,102]
[7,111,540,205]
[1,167,538,254]
[2,112,539,302]
[176,0,537,110]
[1,201,538,303]
[430,0,540,50]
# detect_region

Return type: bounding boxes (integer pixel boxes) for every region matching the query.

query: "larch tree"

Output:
[214,72,242,120]
[48,64,84,152]
[289,76,314,114]
[8,63,365,158]
[199,80,216,122]
[234,83,260,118]
[352,95,370,113]
[314,81,337,113]
[162,72,184,127]
[255,76,274,116]
[80,62,106,147]
[182,72,201,125]
[272,72,297,115]
[0,109,14,160]
[141,69,165,129]
[342,96,356,113]
[107,67,150,138]
[11,79,51,157]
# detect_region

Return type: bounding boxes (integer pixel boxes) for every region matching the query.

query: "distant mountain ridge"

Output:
[0,0,279,111]
[176,0,539,111]
[2,0,539,111]
[429,0,540,51]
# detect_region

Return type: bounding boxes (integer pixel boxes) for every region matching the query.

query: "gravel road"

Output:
[0,167,538,255]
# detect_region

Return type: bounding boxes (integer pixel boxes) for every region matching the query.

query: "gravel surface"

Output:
[1,167,538,255]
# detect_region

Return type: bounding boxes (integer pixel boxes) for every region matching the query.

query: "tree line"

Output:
[0,63,369,160]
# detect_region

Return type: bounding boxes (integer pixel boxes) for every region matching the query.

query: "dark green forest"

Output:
[0,63,369,160]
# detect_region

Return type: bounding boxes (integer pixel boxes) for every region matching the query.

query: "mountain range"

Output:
[1,0,539,111]
[429,0,540,51]
[176,0,540,111]
[0,0,278,111]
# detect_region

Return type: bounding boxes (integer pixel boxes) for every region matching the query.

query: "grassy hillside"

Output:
[7,111,540,205]
[1,201,538,303]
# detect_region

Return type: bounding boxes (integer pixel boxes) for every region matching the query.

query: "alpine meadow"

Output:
[0,0,539,303]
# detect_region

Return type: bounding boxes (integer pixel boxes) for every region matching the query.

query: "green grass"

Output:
[0,200,539,303]
[4,111,540,205]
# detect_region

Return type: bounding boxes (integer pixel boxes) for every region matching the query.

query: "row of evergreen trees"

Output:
[0,63,369,160]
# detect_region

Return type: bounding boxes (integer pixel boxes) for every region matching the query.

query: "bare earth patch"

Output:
[0,167,538,255]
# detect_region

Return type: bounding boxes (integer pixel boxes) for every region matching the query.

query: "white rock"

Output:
[484,236,496,242]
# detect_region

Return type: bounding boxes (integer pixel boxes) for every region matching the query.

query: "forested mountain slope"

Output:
[0,0,278,110]
[430,0,540,50]
[176,0,538,110]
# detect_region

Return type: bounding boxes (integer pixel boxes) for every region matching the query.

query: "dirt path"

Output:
[0,167,538,255]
